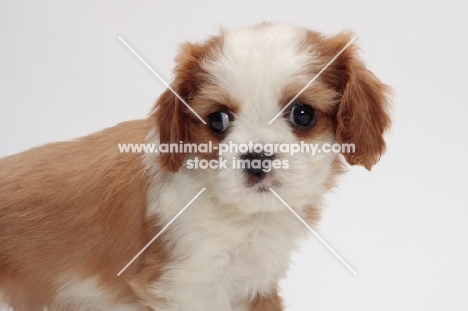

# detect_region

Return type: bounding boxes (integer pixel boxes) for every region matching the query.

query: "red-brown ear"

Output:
[152,39,221,172]
[153,87,189,172]
[322,33,392,170]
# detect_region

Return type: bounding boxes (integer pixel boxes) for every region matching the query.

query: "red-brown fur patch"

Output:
[303,31,392,170]
[154,36,225,171]
[248,286,283,311]
[0,120,163,309]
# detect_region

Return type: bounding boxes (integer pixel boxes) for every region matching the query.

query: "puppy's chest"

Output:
[154,205,304,307]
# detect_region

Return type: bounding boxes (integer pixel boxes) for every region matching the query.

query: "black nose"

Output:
[241,152,274,182]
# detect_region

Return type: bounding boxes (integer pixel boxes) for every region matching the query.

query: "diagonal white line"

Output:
[268,37,356,124]
[117,188,206,276]
[118,36,207,124]
[268,188,357,275]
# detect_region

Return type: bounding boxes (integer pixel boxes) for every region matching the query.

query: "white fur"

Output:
[0,293,11,311]
[203,23,335,212]
[143,23,338,310]
[146,170,309,311]
[53,278,145,311]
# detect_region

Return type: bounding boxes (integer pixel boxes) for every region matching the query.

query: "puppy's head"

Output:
[153,23,391,213]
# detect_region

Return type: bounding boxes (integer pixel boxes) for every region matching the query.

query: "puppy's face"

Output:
[154,23,390,213]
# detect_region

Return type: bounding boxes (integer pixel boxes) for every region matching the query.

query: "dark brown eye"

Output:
[289,104,317,128]
[208,111,231,133]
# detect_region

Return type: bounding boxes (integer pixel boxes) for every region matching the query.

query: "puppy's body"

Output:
[0,120,153,310]
[0,23,390,310]
[0,120,296,310]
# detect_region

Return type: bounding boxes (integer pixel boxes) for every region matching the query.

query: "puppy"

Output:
[0,22,391,310]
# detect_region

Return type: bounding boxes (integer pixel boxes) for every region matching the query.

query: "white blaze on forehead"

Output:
[204,23,315,124]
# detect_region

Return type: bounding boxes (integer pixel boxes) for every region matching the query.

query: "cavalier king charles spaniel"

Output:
[0,22,390,310]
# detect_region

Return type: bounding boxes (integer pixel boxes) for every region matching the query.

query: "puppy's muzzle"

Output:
[241,152,275,182]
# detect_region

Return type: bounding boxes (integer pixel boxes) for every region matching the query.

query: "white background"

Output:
[1,1,467,310]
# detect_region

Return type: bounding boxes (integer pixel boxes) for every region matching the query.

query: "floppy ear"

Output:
[152,40,219,172]
[322,33,392,170]
[153,87,189,172]
[152,43,203,172]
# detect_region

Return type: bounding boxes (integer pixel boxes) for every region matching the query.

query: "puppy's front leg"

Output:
[248,287,283,311]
